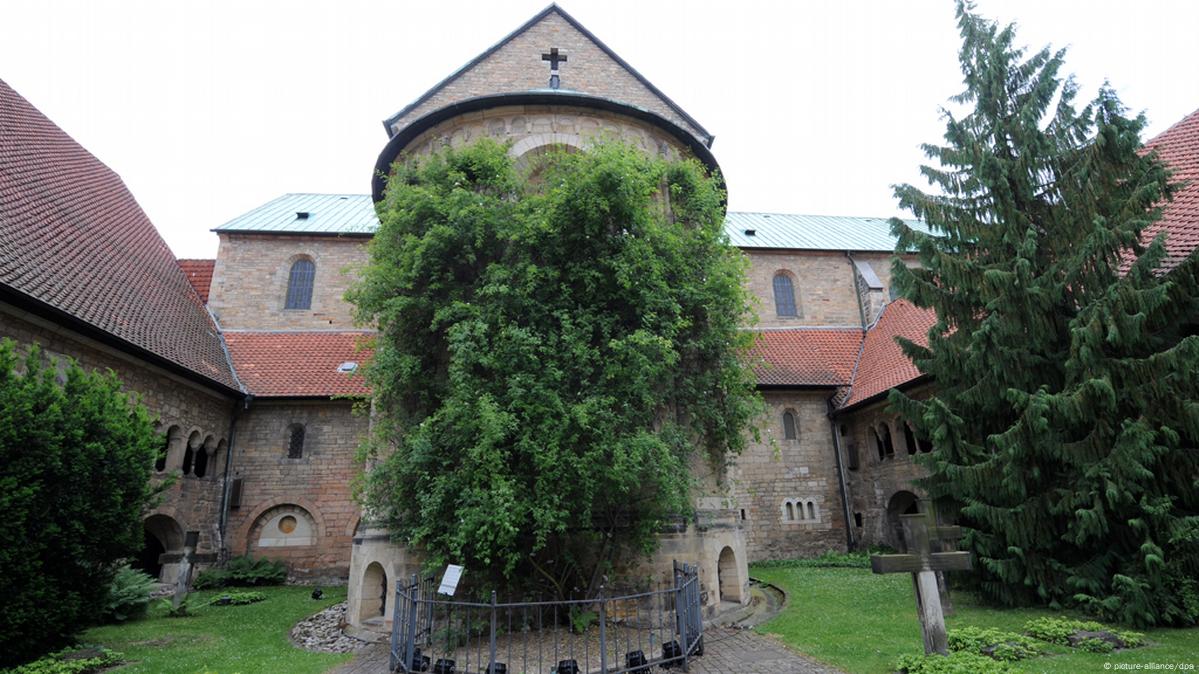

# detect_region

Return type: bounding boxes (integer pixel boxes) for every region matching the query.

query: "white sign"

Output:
[438,564,464,596]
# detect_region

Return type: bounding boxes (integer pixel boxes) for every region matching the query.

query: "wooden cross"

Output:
[541,47,567,89]
[871,509,972,655]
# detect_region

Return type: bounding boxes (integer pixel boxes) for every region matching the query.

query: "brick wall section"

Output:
[208,234,369,331]
[224,400,368,581]
[0,302,235,556]
[837,387,933,549]
[729,391,848,561]
[388,11,707,143]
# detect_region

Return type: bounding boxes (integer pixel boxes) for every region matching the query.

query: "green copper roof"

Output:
[215,194,924,252]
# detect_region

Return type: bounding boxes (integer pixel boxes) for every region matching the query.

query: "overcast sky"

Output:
[3,1,1197,258]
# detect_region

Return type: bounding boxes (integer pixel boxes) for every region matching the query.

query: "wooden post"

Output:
[870,507,971,656]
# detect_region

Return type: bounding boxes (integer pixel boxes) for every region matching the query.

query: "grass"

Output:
[83,585,352,674]
[751,565,1199,674]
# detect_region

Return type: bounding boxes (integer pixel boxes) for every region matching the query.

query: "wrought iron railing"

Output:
[390,561,704,673]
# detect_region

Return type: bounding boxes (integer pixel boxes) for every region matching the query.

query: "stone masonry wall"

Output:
[388,11,708,143]
[225,399,368,582]
[0,302,235,560]
[208,233,369,331]
[744,250,862,328]
[837,387,934,550]
[729,390,848,561]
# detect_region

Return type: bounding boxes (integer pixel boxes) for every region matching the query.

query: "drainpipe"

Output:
[827,396,857,551]
[217,394,253,559]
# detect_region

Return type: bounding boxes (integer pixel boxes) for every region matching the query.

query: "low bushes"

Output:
[193,556,287,589]
[210,591,267,606]
[0,647,123,674]
[101,565,157,623]
[895,651,1020,674]
[1023,617,1145,651]
[946,626,1042,661]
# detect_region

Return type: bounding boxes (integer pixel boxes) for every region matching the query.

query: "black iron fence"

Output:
[390,561,704,673]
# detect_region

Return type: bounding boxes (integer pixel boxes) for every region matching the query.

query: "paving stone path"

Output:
[331,627,844,673]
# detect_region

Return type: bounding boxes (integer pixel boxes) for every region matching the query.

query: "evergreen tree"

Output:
[0,341,161,665]
[889,2,1199,626]
[350,139,761,598]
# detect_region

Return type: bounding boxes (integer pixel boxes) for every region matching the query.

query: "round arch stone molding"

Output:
[371,91,723,203]
[234,495,328,555]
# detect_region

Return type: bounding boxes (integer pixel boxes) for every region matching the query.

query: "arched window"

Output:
[785,502,795,521]
[285,258,315,310]
[807,501,816,520]
[193,443,209,478]
[880,424,895,458]
[182,431,200,475]
[155,433,169,472]
[903,423,918,456]
[772,273,798,317]
[782,410,798,440]
[872,427,885,461]
[287,424,305,459]
[918,434,934,453]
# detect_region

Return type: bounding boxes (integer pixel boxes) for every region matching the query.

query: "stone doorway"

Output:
[717,546,743,603]
[359,562,388,622]
[885,491,921,551]
[136,514,184,581]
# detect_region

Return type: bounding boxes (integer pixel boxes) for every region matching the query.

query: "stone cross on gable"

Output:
[871,507,972,655]
[541,47,567,89]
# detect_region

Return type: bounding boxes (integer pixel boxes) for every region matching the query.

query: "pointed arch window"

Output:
[772,273,798,317]
[285,258,315,310]
[782,410,798,440]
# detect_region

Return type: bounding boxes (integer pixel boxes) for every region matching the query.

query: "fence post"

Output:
[674,562,689,672]
[389,578,400,672]
[489,590,498,673]
[405,573,419,672]
[598,589,608,674]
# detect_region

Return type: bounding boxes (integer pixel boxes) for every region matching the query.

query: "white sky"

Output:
[2,1,1197,258]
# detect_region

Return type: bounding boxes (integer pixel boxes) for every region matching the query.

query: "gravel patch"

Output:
[291,602,370,654]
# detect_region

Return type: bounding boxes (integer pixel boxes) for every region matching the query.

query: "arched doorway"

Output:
[716,546,743,604]
[137,514,184,581]
[885,491,921,551]
[360,562,388,621]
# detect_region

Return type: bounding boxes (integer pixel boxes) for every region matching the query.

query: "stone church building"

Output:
[3,5,1197,630]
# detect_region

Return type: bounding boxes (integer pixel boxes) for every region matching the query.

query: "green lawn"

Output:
[751,565,1199,674]
[83,585,353,674]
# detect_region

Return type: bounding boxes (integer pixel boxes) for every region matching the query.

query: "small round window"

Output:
[278,515,297,534]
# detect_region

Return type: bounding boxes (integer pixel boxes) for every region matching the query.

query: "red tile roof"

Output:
[223,331,372,397]
[1143,106,1199,272]
[178,259,214,303]
[749,328,863,386]
[839,300,936,409]
[0,79,239,390]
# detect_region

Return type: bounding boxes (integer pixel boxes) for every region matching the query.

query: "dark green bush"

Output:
[946,626,1041,661]
[895,651,1020,674]
[101,564,156,623]
[1023,617,1145,649]
[1,646,123,674]
[0,341,159,666]
[210,591,267,606]
[193,556,287,589]
[754,550,873,569]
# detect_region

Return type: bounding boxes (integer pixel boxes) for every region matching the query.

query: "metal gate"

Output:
[390,561,704,673]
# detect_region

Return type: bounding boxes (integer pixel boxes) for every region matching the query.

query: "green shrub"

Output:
[1023,617,1145,650]
[210,591,267,606]
[895,651,1020,674]
[2,646,123,674]
[946,626,1041,661]
[101,564,156,623]
[193,556,287,589]
[0,341,160,666]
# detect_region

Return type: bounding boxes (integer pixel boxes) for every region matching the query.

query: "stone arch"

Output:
[138,513,184,581]
[235,495,328,554]
[359,562,388,620]
[156,425,182,473]
[509,132,586,159]
[248,504,318,551]
[716,546,744,603]
[885,490,921,551]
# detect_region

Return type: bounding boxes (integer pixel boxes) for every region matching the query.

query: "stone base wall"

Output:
[730,391,849,561]
[225,399,367,583]
[0,301,235,574]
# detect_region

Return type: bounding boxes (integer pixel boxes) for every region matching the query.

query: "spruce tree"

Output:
[889,1,1199,626]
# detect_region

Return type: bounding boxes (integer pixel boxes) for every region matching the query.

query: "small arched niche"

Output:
[253,504,316,548]
[360,562,388,620]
